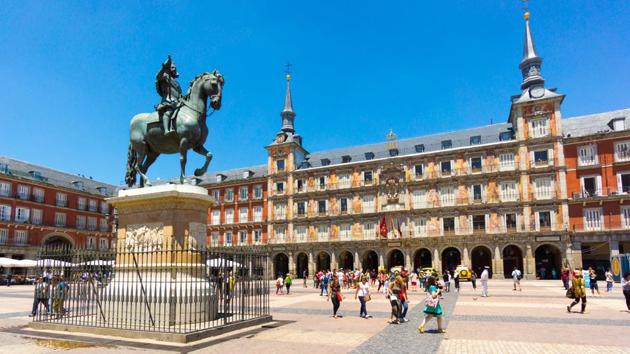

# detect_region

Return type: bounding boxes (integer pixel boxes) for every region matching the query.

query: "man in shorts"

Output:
[511,267,522,291]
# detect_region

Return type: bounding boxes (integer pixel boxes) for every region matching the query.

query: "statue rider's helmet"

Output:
[170,63,179,78]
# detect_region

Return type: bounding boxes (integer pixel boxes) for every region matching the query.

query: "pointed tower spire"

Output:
[280,64,295,133]
[518,11,545,90]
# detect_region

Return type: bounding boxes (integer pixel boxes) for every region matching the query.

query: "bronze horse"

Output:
[125,70,224,187]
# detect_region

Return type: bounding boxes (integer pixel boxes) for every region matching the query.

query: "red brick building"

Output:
[563,109,630,270]
[0,156,115,262]
[201,166,268,247]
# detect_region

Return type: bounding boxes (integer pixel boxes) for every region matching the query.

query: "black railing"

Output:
[30,244,269,334]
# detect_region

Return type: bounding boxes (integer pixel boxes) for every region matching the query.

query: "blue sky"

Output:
[1,1,628,185]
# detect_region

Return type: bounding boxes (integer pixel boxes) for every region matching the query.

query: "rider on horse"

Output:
[155,55,181,137]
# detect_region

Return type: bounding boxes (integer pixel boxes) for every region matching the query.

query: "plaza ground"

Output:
[0,279,628,353]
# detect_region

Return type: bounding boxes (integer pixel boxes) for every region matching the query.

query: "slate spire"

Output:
[280,69,295,133]
[518,12,545,90]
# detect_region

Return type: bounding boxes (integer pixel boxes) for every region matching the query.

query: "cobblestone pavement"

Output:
[0,280,629,353]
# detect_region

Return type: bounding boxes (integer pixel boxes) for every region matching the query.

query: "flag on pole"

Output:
[379,216,388,239]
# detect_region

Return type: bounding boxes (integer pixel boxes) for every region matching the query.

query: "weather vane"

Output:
[285,62,292,81]
[521,0,530,19]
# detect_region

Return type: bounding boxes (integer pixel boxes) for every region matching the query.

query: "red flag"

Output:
[379,216,388,239]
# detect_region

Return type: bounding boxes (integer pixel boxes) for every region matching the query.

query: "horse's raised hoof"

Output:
[194,168,205,177]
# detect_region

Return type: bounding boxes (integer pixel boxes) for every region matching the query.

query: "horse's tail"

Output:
[124,142,137,187]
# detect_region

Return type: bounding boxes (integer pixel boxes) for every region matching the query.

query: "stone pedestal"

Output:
[105,184,216,327]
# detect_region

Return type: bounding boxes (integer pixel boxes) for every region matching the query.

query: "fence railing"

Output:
[30,244,269,334]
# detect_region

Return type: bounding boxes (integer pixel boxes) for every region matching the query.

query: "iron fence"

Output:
[30,244,269,334]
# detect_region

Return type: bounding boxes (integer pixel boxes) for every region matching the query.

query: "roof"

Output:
[302,123,514,169]
[0,156,115,196]
[199,164,268,186]
[563,108,630,139]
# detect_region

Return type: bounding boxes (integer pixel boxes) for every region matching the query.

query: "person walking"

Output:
[303,270,308,288]
[588,267,600,296]
[410,272,419,292]
[398,276,409,323]
[6,272,12,287]
[284,273,292,295]
[605,269,613,293]
[418,276,445,334]
[327,277,343,318]
[29,277,49,317]
[561,268,570,290]
[453,271,460,292]
[320,271,329,296]
[387,276,402,324]
[355,277,372,319]
[275,274,284,295]
[568,270,587,314]
[622,272,630,311]
[471,271,477,291]
[480,266,489,297]
[511,267,522,291]
[442,272,450,293]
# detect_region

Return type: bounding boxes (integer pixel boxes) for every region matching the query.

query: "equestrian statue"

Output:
[125,56,224,187]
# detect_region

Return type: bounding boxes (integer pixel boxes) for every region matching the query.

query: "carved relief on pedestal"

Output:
[187,222,207,250]
[125,223,164,251]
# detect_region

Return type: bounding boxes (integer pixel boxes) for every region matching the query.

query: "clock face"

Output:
[530,85,545,99]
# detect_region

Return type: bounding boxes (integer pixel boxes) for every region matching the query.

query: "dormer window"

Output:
[470,136,481,145]
[29,170,42,179]
[609,118,626,131]
[72,181,85,190]
[414,144,425,153]
[96,186,108,195]
[441,140,452,150]
[0,163,8,172]
[216,174,227,183]
[342,155,352,163]
[389,148,399,157]
[499,131,512,141]
[364,152,375,160]
[242,170,254,179]
[321,158,331,166]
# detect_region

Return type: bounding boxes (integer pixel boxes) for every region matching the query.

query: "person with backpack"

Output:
[512,267,522,291]
[327,277,343,318]
[567,269,587,314]
[418,276,445,333]
[284,273,292,295]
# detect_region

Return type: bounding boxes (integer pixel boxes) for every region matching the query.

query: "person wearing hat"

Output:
[567,269,587,313]
[480,266,490,297]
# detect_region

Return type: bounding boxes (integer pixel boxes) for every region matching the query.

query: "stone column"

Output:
[433,248,441,272]
[493,245,504,279]
[308,251,315,276]
[610,239,620,257]
[379,251,385,269]
[568,241,583,269]
[354,251,361,270]
[288,251,295,276]
[404,249,412,271]
[525,244,535,279]
[462,245,470,268]
[330,250,338,271]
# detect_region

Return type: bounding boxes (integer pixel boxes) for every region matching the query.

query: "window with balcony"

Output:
[239,186,248,200]
[412,189,426,208]
[362,195,375,213]
[533,149,549,166]
[338,174,350,188]
[414,164,424,179]
[614,141,630,162]
[583,208,603,231]
[15,207,29,223]
[211,232,219,247]
[87,216,97,231]
[440,186,455,206]
[580,176,601,197]
[276,159,285,172]
[14,230,27,245]
[88,199,97,212]
[17,185,29,200]
[617,172,630,194]
[499,153,515,170]
[274,203,286,220]
[500,181,518,202]
[317,200,326,215]
[0,205,10,221]
[470,157,482,173]
[414,218,427,237]
[211,209,220,225]
[31,209,42,225]
[238,230,247,245]
[275,182,284,195]
[340,197,348,213]
[294,225,307,242]
[335,223,348,241]
[0,182,11,197]
[76,215,86,230]
[621,206,630,229]
[225,208,234,224]
[296,201,306,217]
[505,213,517,230]
[100,219,108,232]
[363,222,375,240]
[253,229,262,244]
[56,193,67,207]
[239,207,248,223]
[253,185,263,199]
[100,238,109,250]
[318,176,327,190]
[100,202,109,214]
[443,217,455,233]
[253,205,263,222]
[55,212,66,227]
[225,231,233,246]
[225,188,234,202]
[77,197,86,210]
[33,188,45,202]
[0,229,7,244]
[296,178,305,192]
[363,171,373,184]
[212,189,220,201]
[317,225,328,241]
[471,184,483,202]
[530,117,550,138]
[86,237,96,249]
[440,161,452,176]
[577,144,598,166]
[534,177,554,199]
[537,211,552,230]
[472,215,486,231]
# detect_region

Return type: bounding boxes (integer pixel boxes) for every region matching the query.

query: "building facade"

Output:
[0,157,116,263]
[201,14,627,280]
